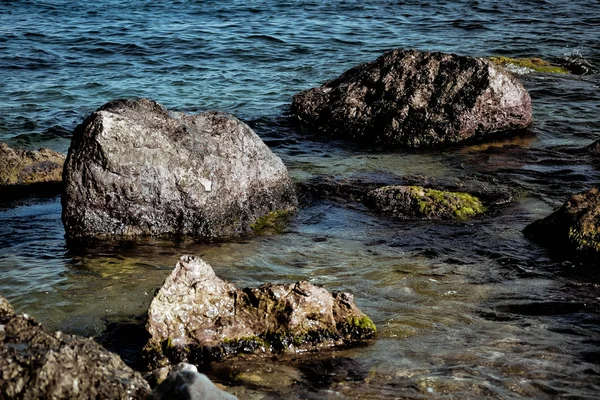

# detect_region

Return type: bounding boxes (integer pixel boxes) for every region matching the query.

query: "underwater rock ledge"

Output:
[62,98,297,241]
[143,255,376,369]
[291,49,532,148]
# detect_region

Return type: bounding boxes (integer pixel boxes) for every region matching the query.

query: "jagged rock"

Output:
[524,187,600,257]
[143,256,375,368]
[150,363,237,400]
[365,185,486,220]
[0,294,15,317]
[62,98,297,241]
[291,49,532,148]
[0,142,65,200]
[0,296,151,399]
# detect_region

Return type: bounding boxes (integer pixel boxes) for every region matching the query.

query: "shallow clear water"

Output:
[1,0,600,398]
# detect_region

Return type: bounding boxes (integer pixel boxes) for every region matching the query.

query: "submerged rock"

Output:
[62,98,297,241]
[143,256,375,368]
[0,296,151,399]
[150,363,237,400]
[524,187,600,257]
[0,142,65,200]
[489,56,569,74]
[365,185,486,220]
[291,49,532,148]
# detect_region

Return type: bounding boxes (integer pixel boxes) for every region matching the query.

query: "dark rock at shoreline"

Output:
[150,363,237,400]
[143,255,375,368]
[0,295,151,399]
[291,49,532,148]
[0,142,65,201]
[365,185,486,220]
[62,98,297,241]
[524,187,600,257]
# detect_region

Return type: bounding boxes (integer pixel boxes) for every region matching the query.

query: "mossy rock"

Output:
[250,209,294,235]
[489,56,569,74]
[366,185,486,220]
[524,187,600,258]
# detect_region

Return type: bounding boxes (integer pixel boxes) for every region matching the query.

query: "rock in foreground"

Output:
[0,142,65,200]
[62,98,297,240]
[524,187,600,257]
[365,185,486,220]
[150,363,237,400]
[0,295,151,399]
[144,256,375,368]
[291,49,532,148]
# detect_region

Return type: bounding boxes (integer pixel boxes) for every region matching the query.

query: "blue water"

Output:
[1,0,600,398]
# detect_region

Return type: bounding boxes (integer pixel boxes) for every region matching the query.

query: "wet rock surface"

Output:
[291,49,532,148]
[150,363,237,400]
[524,187,600,258]
[62,98,297,241]
[0,295,151,399]
[365,185,486,220]
[144,255,376,368]
[0,142,65,200]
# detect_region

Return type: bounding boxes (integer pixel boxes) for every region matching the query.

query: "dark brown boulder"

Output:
[143,256,376,368]
[0,295,151,399]
[291,49,532,148]
[524,187,600,257]
[62,98,297,241]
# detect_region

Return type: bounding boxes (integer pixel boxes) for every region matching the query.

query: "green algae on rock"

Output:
[489,56,569,74]
[250,208,294,235]
[365,185,486,220]
[143,256,376,369]
[524,187,600,257]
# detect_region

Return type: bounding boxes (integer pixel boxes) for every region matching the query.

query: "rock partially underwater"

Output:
[524,187,600,258]
[0,142,65,200]
[291,49,532,148]
[143,256,376,368]
[366,185,486,220]
[62,98,297,241]
[0,294,151,399]
[150,363,237,400]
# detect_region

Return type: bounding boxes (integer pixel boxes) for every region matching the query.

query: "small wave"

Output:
[451,19,488,31]
[247,34,287,44]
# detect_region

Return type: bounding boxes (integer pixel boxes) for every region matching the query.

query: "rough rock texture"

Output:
[0,142,65,200]
[144,256,375,367]
[62,98,297,240]
[150,363,237,400]
[365,185,486,220]
[0,298,151,399]
[0,294,15,318]
[291,49,532,147]
[524,187,600,257]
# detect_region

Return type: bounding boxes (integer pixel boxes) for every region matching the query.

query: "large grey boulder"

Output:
[0,142,65,200]
[62,98,297,240]
[524,187,600,258]
[143,256,376,368]
[0,295,151,399]
[291,49,532,148]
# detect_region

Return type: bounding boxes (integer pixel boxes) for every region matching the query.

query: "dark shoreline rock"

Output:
[143,256,376,368]
[291,49,532,148]
[524,187,600,258]
[62,98,297,241]
[0,294,151,399]
[0,142,65,201]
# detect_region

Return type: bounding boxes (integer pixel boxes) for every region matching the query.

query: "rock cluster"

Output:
[0,142,65,200]
[62,98,297,241]
[524,187,600,257]
[0,295,151,399]
[291,49,532,148]
[144,256,376,367]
